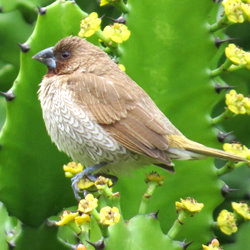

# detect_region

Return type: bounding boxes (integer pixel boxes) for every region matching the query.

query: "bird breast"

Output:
[38,75,128,167]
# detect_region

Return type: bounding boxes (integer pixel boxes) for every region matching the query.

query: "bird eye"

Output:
[61,51,71,59]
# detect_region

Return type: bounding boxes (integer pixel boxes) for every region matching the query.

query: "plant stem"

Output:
[210,58,232,77]
[138,182,158,214]
[96,30,110,44]
[228,64,245,72]
[216,161,235,176]
[216,161,248,176]
[209,15,229,32]
[167,211,187,239]
[91,209,100,221]
[211,109,232,125]
[114,1,129,13]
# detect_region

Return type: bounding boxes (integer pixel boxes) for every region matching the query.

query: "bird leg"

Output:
[71,162,107,200]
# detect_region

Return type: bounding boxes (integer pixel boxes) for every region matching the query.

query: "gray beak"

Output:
[32,46,56,69]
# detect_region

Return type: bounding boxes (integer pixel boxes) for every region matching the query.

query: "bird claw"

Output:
[71,171,86,200]
[71,162,107,200]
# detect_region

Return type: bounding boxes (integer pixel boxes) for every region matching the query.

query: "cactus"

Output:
[0,0,249,249]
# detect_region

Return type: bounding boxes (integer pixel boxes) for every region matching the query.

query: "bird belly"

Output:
[39,82,131,168]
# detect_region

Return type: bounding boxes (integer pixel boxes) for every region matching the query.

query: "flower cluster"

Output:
[145,172,165,186]
[202,239,222,250]
[103,23,131,44]
[225,44,249,68]
[78,194,98,213]
[225,89,250,115]
[175,197,204,214]
[56,194,96,227]
[78,12,101,38]
[216,202,249,235]
[223,143,250,160]
[63,161,83,178]
[222,0,250,23]
[77,175,113,192]
[56,194,120,228]
[217,209,237,235]
[99,206,120,225]
[232,202,250,220]
[77,12,130,45]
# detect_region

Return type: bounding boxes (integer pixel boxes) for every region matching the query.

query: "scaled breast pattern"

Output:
[39,77,128,167]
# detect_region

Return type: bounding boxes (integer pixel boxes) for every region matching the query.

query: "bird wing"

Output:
[66,72,179,166]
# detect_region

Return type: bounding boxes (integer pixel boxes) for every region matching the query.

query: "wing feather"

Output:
[66,72,176,165]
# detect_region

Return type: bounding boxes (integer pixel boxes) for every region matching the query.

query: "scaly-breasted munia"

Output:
[33,36,247,197]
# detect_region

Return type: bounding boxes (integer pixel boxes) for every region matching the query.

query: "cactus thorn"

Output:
[149,210,159,219]
[38,6,46,15]
[217,130,234,143]
[18,42,30,53]
[179,240,193,249]
[221,184,239,197]
[86,239,105,250]
[214,83,234,94]
[0,89,15,101]
[8,242,15,250]
[214,37,235,48]
[110,15,127,24]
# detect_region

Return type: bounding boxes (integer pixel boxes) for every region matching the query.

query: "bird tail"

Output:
[166,135,248,162]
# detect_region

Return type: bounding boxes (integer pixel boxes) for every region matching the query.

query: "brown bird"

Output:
[33,36,247,198]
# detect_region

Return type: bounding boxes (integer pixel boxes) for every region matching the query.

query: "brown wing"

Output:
[66,72,180,166]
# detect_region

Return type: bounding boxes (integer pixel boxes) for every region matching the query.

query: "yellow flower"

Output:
[100,0,118,7]
[78,194,98,213]
[232,202,250,220]
[241,2,250,21]
[223,143,250,160]
[75,213,91,226]
[225,43,250,70]
[244,52,250,69]
[118,64,126,72]
[99,206,120,226]
[225,44,247,65]
[225,89,250,115]
[222,0,245,23]
[202,239,222,250]
[100,0,108,6]
[94,176,113,190]
[103,23,131,44]
[217,209,238,235]
[175,197,204,213]
[100,0,109,6]
[63,162,83,178]
[56,211,78,226]
[77,177,95,190]
[145,172,165,186]
[78,12,101,38]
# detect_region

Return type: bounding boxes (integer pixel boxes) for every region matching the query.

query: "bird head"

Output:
[33,36,107,74]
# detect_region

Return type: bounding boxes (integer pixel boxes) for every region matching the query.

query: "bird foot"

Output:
[71,162,107,200]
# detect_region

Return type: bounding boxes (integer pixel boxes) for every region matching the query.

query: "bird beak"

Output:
[32,46,56,69]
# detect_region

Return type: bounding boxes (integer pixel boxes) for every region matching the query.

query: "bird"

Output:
[33,36,247,198]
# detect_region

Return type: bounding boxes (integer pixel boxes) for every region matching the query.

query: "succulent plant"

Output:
[0,0,249,249]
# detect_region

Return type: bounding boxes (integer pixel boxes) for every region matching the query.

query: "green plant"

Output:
[0,0,249,249]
